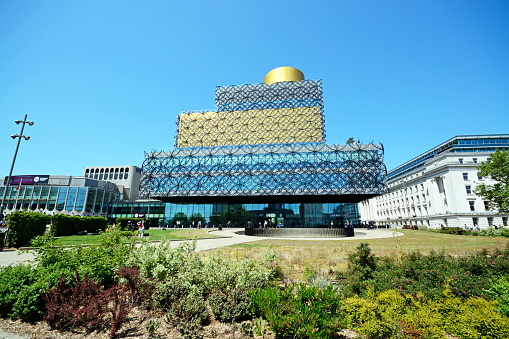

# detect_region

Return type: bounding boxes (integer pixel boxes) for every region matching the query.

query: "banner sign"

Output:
[4,175,50,186]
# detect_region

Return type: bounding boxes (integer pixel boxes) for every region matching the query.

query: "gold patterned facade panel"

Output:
[177,106,323,147]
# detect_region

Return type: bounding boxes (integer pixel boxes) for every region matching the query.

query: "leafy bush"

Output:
[127,240,277,297]
[487,275,509,317]
[50,215,107,236]
[116,267,155,309]
[5,211,49,248]
[43,271,132,338]
[208,288,252,323]
[0,264,64,322]
[251,283,345,339]
[30,227,134,288]
[115,217,146,231]
[339,244,509,300]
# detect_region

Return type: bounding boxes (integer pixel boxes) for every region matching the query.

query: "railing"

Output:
[244,227,354,238]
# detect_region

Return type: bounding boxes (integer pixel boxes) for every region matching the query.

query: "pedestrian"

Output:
[138,221,145,238]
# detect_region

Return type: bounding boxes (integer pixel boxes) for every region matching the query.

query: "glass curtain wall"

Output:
[109,202,360,228]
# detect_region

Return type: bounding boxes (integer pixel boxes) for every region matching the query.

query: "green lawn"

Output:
[53,228,223,246]
[209,229,509,280]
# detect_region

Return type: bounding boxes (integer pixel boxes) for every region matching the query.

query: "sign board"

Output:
[4,175,50,186]
[134,213,145,218]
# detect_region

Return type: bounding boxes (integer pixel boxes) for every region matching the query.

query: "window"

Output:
[459,158,464,164]
[503,217,508,227]
[466,185,472,194]
[484,201,489,211]
[473,158,477,163]
[463,173,468,181]
[488,217,493,226]
[478,174,483,180]
[469,201,475,211]
[124,168,129,180]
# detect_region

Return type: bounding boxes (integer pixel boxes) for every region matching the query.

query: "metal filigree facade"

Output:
[175,80,325,148]
[141,73,388,202]
[140,143,387,201]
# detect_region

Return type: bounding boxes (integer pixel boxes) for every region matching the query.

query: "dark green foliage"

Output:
[340,244,509,301]
[31,227,134,288]
[208,288,252,323]
[474,149,509,214]
[115,217,145,231]
[5,211,49,248]
[155,280,209,326]
[251,283,345,339]
[0,264,64,322]
[50,214,107,236]
[341,242,378,295]
[487,276,509,317]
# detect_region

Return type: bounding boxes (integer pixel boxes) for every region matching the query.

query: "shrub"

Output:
[29,229,133,291]
[251,283,344,339]
[50,215,107,236]
[43,271,132,337]
[0,264,64,322]
[5,211,49,248]
[487,275,509,317]
[115,217,145,231]
[208,288,252,323]
[116,267,155,309]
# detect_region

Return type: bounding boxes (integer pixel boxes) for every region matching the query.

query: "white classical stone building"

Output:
[360,135,509,229]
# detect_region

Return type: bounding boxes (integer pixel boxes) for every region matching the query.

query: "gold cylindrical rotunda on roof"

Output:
[263,67,304,85]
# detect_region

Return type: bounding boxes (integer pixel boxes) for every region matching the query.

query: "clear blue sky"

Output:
[1,0,508,176]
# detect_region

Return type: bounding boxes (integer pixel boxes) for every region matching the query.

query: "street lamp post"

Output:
[0,115,34,219]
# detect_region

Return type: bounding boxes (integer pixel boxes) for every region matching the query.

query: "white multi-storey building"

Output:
[360,135,509,229]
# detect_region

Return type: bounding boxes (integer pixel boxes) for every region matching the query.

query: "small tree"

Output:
[474,149,509,214]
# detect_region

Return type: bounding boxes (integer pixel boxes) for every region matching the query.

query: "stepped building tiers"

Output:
[138,67,387,229]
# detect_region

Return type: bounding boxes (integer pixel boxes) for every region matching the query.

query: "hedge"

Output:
[5,211,49,248]
[49,215,107,237]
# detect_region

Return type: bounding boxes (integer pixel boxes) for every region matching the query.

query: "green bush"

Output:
[5,211,49,248]
[251,283,345,339]
[339,244,509,300]
[115,217,147,231]
[208,288,252,323]
[50,215,107,236]
[0,264,64,322]
[31,227,134,288]
[487,275,509,317]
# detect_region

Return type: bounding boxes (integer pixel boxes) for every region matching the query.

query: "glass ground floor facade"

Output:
[108,201,360,228]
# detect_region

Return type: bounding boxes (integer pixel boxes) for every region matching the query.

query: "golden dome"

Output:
[263,67,304,85]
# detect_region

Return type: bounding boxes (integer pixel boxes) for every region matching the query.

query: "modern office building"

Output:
[132,67,387,227]
[0,174,122,217]
[360,135,509,228]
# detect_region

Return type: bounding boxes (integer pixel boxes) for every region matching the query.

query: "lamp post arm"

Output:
[0,115,28,218]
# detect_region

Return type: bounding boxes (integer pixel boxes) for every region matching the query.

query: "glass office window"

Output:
[66,187,78,211]
[75,188,87,212]
[0,187,4,198]
[24,186,33,199]
[86,189,96,212]
[40,187,50,199]
[94,190,104,212]
[102,191,111,213]
[56,187,68,211]
[47,200,55,211]
[49,187,59,199]
[32,187,41,200]
[9,187,18,199]
[17,187,25,198]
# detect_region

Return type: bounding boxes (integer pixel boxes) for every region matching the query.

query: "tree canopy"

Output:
[474,149,509,214]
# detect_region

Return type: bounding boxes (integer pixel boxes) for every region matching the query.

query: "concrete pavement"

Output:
[0,228,402,267]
